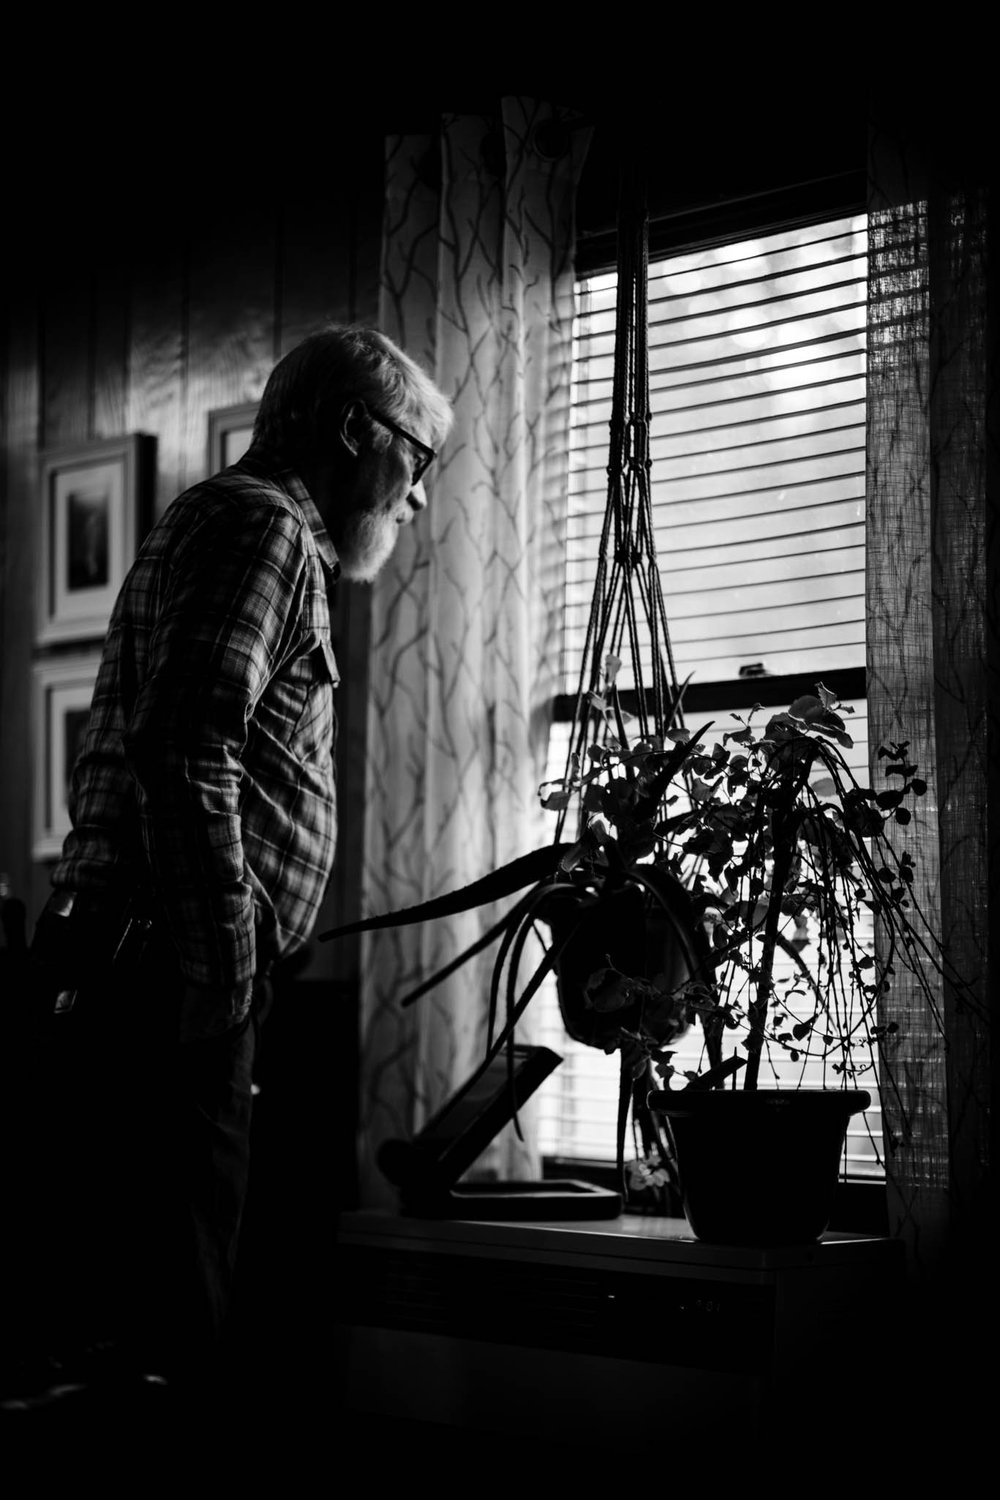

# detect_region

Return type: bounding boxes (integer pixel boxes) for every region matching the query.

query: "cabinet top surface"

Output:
[335,1209,902,1272]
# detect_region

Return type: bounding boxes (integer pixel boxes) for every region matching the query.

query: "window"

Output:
[535,210,882,1181]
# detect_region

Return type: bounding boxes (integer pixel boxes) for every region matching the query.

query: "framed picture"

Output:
[31,653,100,860]
[207,401,258,474]
[37,434,151,646]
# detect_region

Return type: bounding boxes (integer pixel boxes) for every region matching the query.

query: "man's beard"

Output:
[336,506,399,584]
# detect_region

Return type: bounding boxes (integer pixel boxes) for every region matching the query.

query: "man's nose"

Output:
[407,479,428,514]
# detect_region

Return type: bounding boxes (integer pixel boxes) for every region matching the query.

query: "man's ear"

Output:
[338,399,369,459]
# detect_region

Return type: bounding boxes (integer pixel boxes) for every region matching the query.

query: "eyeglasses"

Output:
[369,408,436,486]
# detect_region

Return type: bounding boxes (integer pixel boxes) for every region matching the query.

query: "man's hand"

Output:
[178,980,254,1044]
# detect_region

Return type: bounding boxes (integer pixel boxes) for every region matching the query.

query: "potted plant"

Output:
[536,662,975,1243]
[608,679,923,1246]
[321,661,970,1246]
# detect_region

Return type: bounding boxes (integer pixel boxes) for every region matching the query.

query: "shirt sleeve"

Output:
[121,494,308,989]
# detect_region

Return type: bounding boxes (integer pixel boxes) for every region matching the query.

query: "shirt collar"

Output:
[235,446,342,582]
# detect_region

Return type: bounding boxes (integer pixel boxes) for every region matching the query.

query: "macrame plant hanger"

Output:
[548,146,695,1189]
[553,150,686,815]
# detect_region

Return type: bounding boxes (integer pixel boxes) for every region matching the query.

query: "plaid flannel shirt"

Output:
[53,451,340,991]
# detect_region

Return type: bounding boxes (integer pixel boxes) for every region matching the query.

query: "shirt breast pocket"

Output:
[281,639,339,762]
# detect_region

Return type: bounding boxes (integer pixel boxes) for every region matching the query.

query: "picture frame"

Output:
[37,434,151,647]
[207,401,258,474]
[31,653,100,861]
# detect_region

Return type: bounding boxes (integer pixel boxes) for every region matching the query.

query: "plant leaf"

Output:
[317,842,578,941]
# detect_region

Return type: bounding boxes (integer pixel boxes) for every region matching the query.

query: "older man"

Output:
[8,325,453,1412]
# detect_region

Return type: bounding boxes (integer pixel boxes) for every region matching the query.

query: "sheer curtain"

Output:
[866,103,994,1282]
[356,99,590,1207]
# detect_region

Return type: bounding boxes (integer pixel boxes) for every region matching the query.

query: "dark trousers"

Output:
[1,920,260,1384]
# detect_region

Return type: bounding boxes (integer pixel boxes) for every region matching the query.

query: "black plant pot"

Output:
[647,1087,871,1246]
[538,869,706,1051]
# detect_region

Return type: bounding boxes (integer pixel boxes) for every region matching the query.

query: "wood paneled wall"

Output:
[0,146,385,980]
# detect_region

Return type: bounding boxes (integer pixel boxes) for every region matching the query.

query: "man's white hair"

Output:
[252,324,453,462]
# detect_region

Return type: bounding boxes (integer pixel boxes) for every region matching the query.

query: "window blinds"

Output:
[562,214,868,694]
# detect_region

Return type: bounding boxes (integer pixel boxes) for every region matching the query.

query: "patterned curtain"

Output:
[866,108,994,1280]
[357,99,590,1207]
